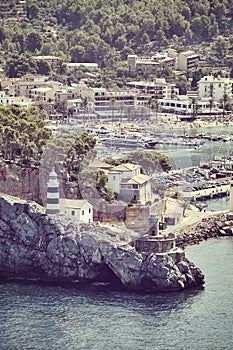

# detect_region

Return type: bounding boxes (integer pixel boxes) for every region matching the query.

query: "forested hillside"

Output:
[0,0,233,77]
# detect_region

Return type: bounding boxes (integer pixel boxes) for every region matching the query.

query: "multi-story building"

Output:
[108,163,152,205]
[93,89,137,111]
[8,76,62,99]
[126,79,178,104]
[198,75,233,102]
[177,50,200,71]
[157,95,221,115]
[29,87,58,102]
[33,56,63,71]
[0,91,31,108]
[128,50,199,73]
[127,53,176,74]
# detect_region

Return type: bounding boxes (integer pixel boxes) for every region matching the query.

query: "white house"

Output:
[198,75,233,102]
[120,174,152,205]
[108,163,141,194]
[107,163,152,205]
[60,199,93,223]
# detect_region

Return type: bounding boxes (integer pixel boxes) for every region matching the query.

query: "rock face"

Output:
[0,194,204,292]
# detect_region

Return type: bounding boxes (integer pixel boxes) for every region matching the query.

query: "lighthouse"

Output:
[46,168,60,214]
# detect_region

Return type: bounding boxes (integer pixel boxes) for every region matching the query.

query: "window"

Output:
[71,210,75,216]
[113,175,116,180]
[89,208,91,213]
[133,184,138,189]
[82,210,84,215]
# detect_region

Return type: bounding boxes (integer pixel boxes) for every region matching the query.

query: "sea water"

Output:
[1,237,233,350]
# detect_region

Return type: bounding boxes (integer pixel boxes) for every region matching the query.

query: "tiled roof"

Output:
[111,163,140,172]
[124,174,151,185]
[60,199,91,209]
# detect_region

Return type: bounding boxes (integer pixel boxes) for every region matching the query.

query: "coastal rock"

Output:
[175,213,231,247]
[0,194,204,292]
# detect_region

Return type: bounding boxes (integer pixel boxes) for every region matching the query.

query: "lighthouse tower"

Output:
[46,168,60,214]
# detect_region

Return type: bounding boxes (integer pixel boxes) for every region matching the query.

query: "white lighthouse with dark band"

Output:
[46,168,60,214]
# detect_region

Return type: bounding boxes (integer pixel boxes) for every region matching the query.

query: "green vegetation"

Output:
[0,106,97,192]
[106,150,172,175]
[96,170,114,202]
[0,105,51,166]
[41,129,96,179]
[1,0,233,82]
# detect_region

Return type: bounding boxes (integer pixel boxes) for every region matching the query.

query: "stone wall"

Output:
[0,161,41,203]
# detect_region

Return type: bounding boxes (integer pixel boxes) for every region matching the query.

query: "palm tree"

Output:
[222,93,228,121]
[191,97,198,120]
[110,97,116,125]
[81,97,88,126]
[209,98,213,119]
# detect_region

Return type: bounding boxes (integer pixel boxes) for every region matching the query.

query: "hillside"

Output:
[0,0,233,77]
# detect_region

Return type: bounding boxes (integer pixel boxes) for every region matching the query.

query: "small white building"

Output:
[60,199,93,223]
[198,75,233,102]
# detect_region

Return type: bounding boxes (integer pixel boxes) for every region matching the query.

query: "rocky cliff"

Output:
[0,194,204,292]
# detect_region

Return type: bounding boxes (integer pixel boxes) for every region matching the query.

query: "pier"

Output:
[180,182,229,201]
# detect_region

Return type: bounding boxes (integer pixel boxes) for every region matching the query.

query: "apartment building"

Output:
[93,88,137,111]
[33,56,63,71]
[177,50,200,71]
[198,75,233,102]
[0,91,31,108]
[126,79,178,101]
[127,53,176,74]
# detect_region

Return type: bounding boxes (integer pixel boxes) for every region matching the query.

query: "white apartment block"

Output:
[126,79,178,101]
[127,53,176,74]
[0,91,31,108]
[177,50,200,71]
[93,88,137,111]
[198,76,233,102]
